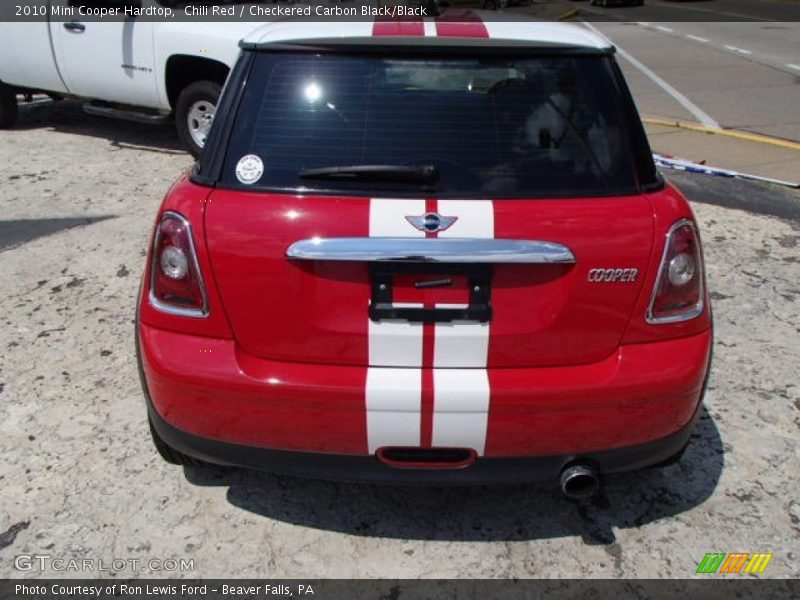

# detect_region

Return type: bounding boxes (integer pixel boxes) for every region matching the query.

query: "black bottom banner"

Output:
[1,580,798,600]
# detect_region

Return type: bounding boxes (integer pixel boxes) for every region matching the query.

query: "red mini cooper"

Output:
[137,15,712,497]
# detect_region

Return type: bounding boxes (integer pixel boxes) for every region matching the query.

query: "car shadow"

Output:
[182,406,723,544]
[0,216,115,252]
[12,97,186,155]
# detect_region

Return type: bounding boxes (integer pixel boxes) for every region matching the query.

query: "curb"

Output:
[555,7,580,21]
[643,117,800,152]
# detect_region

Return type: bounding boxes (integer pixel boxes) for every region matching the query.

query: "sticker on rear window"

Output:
[235,154,264,185]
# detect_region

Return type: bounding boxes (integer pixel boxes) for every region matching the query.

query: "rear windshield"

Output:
[221,51,640,197]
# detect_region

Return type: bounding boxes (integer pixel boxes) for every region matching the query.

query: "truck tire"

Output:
[0,83,18,129]
[175,80,221,158]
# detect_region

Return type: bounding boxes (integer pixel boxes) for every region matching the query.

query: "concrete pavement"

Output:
[645,121,800,186]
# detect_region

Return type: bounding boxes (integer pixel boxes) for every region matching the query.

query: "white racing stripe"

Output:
[368,303,424,367]
[369,198,425,238]
[433,200,493,454]
[366,199,425,452]
[423,18,436,38]
[433,315,489,369]
[432,368,491,454]
[365,198,495,455]
[366,368,421,452]
[435,200,493,368]
[437,200,494,239]
[368,199,425,368]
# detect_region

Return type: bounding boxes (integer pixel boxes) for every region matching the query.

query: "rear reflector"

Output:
[647,219,705,324]
[149,211,208,318]
[376,447,477,469]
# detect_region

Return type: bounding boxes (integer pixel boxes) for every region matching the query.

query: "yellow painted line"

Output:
[644,117,800,151]
[556,7,580,21]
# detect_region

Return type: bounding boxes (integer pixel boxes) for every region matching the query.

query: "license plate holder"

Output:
[368,263,492,323]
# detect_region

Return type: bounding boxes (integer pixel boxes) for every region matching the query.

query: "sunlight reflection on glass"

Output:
[304,82,322,102]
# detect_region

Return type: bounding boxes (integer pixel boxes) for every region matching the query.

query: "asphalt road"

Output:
[583,20,800,140]
[576,0,800,22]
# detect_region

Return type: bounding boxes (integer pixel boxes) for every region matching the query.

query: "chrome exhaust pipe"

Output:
[559,464,600,499]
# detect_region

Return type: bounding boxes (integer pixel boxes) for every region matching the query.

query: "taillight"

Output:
[149,211,208,317]
[647,219,705,324]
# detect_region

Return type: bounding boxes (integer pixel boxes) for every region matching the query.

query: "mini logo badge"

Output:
[406,212,458,233]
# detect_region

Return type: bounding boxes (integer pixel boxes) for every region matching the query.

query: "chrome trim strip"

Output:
[148,211,209,319]
[286,237,576,264]
[645,218,705,325]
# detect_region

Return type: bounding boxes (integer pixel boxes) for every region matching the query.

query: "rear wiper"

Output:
[298,165,439,184]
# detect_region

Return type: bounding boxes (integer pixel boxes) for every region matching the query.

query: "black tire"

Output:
[0,83,18,129]
[175,80,221,158]
[482,0,498,9]
[149,417,207,467]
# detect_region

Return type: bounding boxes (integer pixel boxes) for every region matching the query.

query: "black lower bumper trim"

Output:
[147,400,701,485]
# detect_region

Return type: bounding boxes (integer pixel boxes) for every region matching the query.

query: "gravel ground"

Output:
[0,100,798,579]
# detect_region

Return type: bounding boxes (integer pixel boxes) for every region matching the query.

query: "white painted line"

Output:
[656,26,673,33]
[787,64,800,71]
[581,22,720,129]
[720,11,771,22]
[724,45,753,55]
[686,35,709,43]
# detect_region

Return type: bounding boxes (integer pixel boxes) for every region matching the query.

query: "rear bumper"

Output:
[138,322,712,482]
[147,396,702,484]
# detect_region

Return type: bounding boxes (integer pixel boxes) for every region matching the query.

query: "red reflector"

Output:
[376,447,477,469]
[150,212,207,317]
[647,219,704,324]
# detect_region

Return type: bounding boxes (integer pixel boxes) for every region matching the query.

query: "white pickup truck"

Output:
[0,1,263,155]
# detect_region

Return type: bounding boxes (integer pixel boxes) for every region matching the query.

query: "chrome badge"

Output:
[405,212,458,234]
[588,268,639,283]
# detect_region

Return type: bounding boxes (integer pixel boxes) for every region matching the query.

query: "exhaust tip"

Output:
[560,464,600,499]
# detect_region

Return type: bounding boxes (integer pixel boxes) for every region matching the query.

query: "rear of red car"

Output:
[137,22,712,488]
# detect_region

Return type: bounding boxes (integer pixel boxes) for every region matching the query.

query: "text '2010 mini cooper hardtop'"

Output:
[137,15,712,497]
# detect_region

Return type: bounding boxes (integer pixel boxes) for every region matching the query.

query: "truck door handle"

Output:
[63,22,86,33]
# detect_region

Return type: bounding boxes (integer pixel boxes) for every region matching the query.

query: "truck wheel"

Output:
[0,83,18,129]
[175,80,221,158]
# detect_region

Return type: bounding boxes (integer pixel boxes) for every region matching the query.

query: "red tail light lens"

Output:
[149,212,208,317]
[647,219,705,324]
